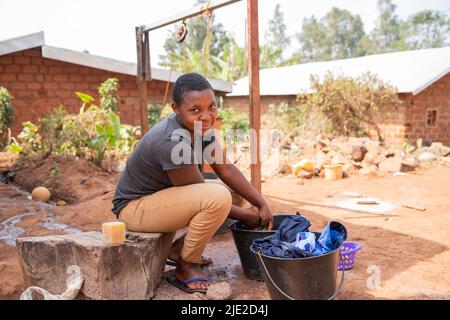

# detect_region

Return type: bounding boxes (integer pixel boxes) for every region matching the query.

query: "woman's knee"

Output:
[201,183,232,214]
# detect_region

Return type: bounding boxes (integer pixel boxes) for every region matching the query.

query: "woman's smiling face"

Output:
[172,88,217,134]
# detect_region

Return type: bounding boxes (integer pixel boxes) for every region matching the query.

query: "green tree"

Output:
[370,0,405,53]
[296,8,365,62]
[262,4,290,68]
[403,10,450,49]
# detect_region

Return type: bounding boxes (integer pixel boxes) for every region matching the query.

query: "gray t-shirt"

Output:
[112,113,217,216]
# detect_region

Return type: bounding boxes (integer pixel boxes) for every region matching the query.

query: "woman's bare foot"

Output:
[173,257,211,291]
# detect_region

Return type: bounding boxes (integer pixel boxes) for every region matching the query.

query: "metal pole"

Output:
[143,0,242,32]
[136,26,149,135]
[247,0,261,193]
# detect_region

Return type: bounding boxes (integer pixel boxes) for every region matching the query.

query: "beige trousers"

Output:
[119,183,232,264]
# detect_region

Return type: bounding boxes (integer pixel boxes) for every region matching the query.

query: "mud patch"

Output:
[8,155,118,204]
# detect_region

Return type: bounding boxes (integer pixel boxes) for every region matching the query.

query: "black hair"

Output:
[172,72,213,106]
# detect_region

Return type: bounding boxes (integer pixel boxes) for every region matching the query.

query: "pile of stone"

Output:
[280,136,450,179]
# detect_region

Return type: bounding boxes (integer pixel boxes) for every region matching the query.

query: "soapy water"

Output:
[0,211,81,247]
[0,213,37,246]
[38,213,80,234]
[0,185,81,247]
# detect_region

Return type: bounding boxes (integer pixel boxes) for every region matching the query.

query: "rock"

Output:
[56,200,68,206]
[379,157,402,173]
[372,154,387,165]
[206,282,232,300]
[298,169,314,179]
[319,169,325,178]
[402,156,419,169]
[363,151,377,164]
[442,156,450,166]
[383,148,396,158]
[364,142,381,155]
[303,141,323,159]
[359,165,378,176]
[16,231,175,300]
[441,146,450,157]
[314,150,331,169]
[429,142,450,157]
[418,152,437,163]
[331,152,348,165]
[352,146,368,162]
[333,142,353,156]
[415,147,431,154]
[279,164,292,175]
[321,147,331,154]
[343,163,358,176]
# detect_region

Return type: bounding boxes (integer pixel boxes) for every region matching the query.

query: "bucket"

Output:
[324,164,343,181]
[250,233,345,300]
[229,214,291,280]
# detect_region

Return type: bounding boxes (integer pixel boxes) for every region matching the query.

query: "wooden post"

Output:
[247,0,261,193]
[136,26,149,135]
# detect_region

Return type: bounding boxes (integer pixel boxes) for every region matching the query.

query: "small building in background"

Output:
[0,32,233,135]
[225,47,450,146]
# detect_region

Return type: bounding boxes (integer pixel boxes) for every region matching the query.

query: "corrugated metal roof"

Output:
[229,47,450,96]
[0,32,233,93]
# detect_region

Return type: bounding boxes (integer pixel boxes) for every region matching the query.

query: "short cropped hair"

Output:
[172,72,213,106]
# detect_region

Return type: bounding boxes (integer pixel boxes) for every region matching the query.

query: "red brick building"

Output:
[0,32,232,135]
[224,47,450,146]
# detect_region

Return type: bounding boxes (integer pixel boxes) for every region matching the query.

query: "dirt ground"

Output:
[0,156,449,300]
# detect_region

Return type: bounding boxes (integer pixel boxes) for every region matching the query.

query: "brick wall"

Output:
[402,73,450,145]
[0,47,223,136]
[223,95,298,114]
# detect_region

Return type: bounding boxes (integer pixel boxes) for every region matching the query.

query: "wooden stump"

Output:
[16,231,175,300]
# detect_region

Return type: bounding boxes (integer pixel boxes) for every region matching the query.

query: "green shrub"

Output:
[218,107,249,133]
[297,72,401,139]
[98,78,119,112]
[0,87,14,148]
[13,83,139,167]
[148,104,166,128]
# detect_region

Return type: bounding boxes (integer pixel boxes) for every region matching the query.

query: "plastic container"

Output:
[324,164,343,180]
[338,241,362,270]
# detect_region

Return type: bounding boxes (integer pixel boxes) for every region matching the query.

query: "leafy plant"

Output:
[148,104,166,128]
[218,107,249,133]
[297,72,401,140]
[98,78,119,112]
[38,106,71,154]
[13,79,139,168]
[0,87,14,148]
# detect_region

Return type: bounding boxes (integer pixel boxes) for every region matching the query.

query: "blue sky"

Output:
[0,0,448,65]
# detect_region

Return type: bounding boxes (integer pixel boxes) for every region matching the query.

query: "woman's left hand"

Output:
[259,205,274,230]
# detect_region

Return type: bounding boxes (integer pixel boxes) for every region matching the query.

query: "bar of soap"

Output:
[102,221,126,244]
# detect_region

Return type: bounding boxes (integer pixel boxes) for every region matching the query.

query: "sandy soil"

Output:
[0,158,449,300]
